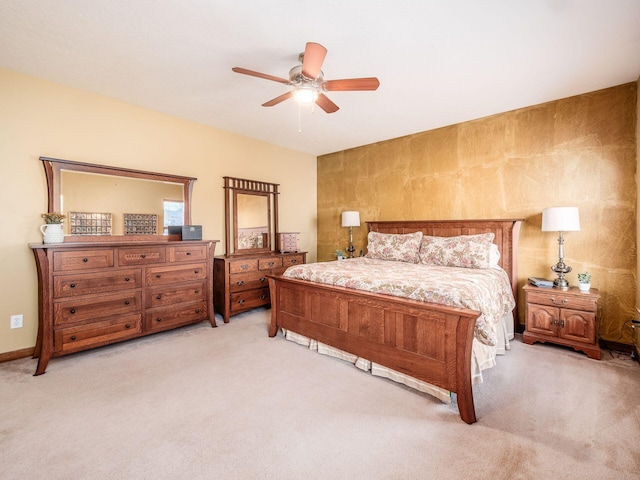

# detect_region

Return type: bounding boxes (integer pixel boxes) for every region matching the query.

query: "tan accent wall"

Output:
[318,83,637,344]
[0,68,317,355]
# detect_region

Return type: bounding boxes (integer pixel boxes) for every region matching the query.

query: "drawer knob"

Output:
[260,295,267,300]
[156,317,162,322]
[291,259,298,264]
[186,252,192,256]
[125,323,131,329]
[195,309,201,314]
[238,299,245,304]
[195,290,200,294]
[83,258,88,263]
[560,319,565,328]
[194,270,199,274]
[141,254,146,259]
[70,283,76,288]
[156,295,162,300]
[70,309,76,314]
[236,280,244,286]
[241,264,248,270]
[268,262,275,267]
[550,297,568,305]
[260,277,266,282]
[70,335,76,341]
[124,300,130,305]
[125,277,130,282]
[156,274,161,278]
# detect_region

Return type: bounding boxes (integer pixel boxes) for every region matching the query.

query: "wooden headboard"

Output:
[367,219,523,323]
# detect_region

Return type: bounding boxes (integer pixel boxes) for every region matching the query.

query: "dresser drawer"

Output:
[229,258,259,274]
[146,263,207,286]
[53,249,114,272]
[118,246,166,266]
[229,271,269,293]
[146,282,206,308]
[527,291,597,311]
[282,254,304,267]
[168,244,208,263]
[259,257,283,270]
[54,314,142,354]
[231,287,270,312]
[145,301,208,332]
[54,292,142,325]
[54,269,141,298]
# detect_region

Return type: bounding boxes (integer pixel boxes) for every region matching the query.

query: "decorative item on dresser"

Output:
[522,284,600,359]
[213,177,306,323]
[31,157,219,375]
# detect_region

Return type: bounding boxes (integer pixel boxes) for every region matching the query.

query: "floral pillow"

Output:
[419,234,499,269]
[366,231,423,263]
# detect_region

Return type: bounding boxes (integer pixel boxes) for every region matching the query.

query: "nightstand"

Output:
[522,284,601,359]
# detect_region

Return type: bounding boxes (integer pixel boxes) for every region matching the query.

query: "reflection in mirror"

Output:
[236,193,269,250]
[62,171,184,235]
[41,156,196,239]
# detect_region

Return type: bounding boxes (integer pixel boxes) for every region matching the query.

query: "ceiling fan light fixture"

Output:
[293,84,318,105]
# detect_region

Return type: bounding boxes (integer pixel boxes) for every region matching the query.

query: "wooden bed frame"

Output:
[268,219,522,424]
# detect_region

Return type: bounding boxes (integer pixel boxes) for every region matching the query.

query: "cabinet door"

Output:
[527,304,558,337]
[559,309,596,344]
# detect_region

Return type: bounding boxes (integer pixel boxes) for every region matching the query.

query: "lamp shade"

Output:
[341,211,360,227]
[541,207,580,232]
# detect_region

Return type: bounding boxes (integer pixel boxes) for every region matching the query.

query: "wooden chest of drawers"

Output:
[522,284,600,359]
[214,252,306,322]
[30,240,217,375]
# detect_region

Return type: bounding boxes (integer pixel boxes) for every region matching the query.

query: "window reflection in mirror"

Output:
[61,170,184,235]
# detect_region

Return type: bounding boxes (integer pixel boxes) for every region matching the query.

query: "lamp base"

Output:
[553,278,570,290]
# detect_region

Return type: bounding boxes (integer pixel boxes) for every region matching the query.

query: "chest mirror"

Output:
[41,156,196,238]
[223,176,279,255]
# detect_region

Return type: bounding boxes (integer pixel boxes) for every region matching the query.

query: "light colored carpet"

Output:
[1,308,639,479]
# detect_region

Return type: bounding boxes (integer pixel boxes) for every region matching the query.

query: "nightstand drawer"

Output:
[283,254,304,267]
[527,291,597,311]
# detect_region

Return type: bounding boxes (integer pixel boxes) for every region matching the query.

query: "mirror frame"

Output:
[223,176,279,256]
[41,156,196,240]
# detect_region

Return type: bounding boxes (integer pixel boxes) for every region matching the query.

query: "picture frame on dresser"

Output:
[30,157,219,375]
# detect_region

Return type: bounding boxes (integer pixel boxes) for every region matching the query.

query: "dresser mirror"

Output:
[223,176,279,255]
[41,156,196,238]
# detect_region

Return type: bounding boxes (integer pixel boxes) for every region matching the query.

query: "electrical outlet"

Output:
[10,314,23,329]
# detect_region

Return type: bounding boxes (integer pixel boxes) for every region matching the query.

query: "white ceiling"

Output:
[1,1,639,156]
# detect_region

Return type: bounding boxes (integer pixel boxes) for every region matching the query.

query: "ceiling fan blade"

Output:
[323,77,380,91]
[315,93,339,113]
[232,67,290,85]
[262,91,293,107]
[301,42,327,79]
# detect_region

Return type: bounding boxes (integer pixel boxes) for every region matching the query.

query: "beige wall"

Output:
[0,68,317,355]
[318,83,637,344]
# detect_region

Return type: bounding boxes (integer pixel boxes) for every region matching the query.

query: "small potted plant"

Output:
[40,212,66,243]
[335,249,346,260]
[577,271,591,292]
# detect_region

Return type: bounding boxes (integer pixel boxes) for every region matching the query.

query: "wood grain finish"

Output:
[214,252,306,323]
[522,284,600,359]
[30,239,217,375]
[268,219,523,424]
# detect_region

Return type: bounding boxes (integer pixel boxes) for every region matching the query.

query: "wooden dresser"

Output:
[30,239,217,375]
[522,284,600,359]
[214,252,306,323]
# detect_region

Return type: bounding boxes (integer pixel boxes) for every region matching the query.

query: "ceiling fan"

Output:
[232,42,380,113]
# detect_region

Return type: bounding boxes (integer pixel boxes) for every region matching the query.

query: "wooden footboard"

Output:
[268,275,481,424]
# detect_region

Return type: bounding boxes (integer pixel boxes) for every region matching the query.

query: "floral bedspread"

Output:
[283,257,516,346]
